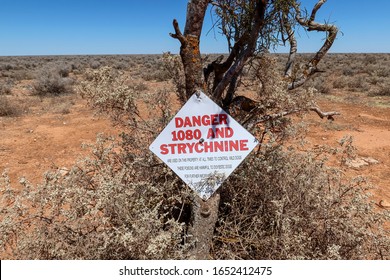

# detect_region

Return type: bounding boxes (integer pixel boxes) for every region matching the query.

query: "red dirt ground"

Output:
[0,96,118,184]
[305,95,390,207]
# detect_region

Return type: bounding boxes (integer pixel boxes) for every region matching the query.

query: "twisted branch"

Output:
[169,19,186,45]
[285,0,338,90]
[242,105,340,130]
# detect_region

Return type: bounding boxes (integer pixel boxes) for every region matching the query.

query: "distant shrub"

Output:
[0,63,16,71]
[332,77,348,89]
[312,77,332,94]
[12,70,34,81]
[363,54,378,65]
[32,68,74,97]
[0,81,12,95]
[140,55,176,83]
[78,66,140,124]
[347,76,369,92]
[342,68,354,76]
[57,63,71,78]
[90,60,101,69]
[0,95,18,116]
[369,83,390,96]
[374,67,390,78]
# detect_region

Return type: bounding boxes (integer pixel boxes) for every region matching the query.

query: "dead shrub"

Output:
[0,95,19,116]
[332,77,348,89]
[214,146,389,259]
[32,68,74,97]
[0,134,190,259]
[369,83,390,96]
[0,82,13,95]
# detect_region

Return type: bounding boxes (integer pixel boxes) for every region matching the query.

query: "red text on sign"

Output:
[175,114,228,128]
[171,129,202,141]
[207,127,234,139]
[160,139,249,155]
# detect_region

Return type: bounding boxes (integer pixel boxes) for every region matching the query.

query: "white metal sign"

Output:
[149,91,258,200]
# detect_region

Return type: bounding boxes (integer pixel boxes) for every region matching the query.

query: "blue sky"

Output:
[0,0,389,56]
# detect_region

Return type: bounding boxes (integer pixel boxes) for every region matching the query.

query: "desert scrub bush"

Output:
[332,76,370,92]
[78,65,175,132]
[161,52,186,103]
[214,145,390,260]
[0,95,19,116]
[78,66,144,124]
[32,67,74,97]
[0,134,191,259]
[347,76,370,92]
[56,63,72,78]
[140,55,175,82]
[368,82,390,96]
[332,76,348,89]
[312,77,332,94]
[0,80,13,95]
[90,60,101,69]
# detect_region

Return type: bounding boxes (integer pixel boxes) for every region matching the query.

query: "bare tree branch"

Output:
[309,106,340,120]
[204,34,247,96]
[377,200,390,209]
[243,105,340,130]
[310,0,327,23]
[283,9,298,79]
[286,0,338,90]
[169,19,186,45]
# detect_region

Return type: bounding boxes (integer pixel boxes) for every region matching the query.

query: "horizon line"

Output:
[1,51,390,58]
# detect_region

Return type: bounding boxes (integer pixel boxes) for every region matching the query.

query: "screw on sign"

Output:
[149,91,258,200]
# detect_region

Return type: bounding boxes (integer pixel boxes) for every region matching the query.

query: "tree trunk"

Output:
[170,0,209,100]
[187,193,220,259]
[171,0,220,259]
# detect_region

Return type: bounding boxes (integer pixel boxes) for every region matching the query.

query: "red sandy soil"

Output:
[0,95,118,184]
[305,94,390,207]
[1,90,389,209]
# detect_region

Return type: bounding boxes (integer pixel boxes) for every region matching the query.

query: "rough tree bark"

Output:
[170,0,209,101]
[171,0,219,260]
[212,0,267,102]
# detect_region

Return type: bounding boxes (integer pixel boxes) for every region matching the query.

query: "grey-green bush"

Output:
[32,68,73,97]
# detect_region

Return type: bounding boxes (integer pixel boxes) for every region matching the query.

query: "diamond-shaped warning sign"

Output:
[149,91,258,200]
